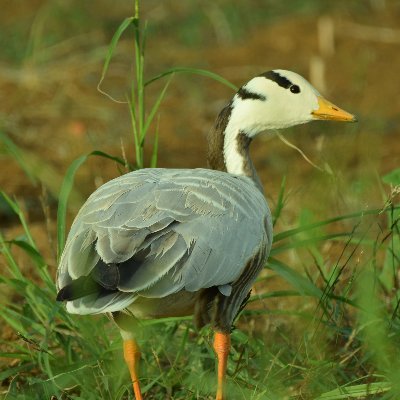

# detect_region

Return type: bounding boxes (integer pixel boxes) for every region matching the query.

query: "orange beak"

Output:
[312,96,357,122]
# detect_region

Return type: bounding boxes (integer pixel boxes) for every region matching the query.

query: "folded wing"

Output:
[57,168,272,314]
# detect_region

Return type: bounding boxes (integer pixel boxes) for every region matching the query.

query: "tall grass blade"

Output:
[273,175,286,226]
[273,206,400,242]
[0,131,36,183]
[315,381,391,399]
[145,67,238,91]
[142,76,173,139]
[268,257,322,297]
[97,16,134,102]
[150,125,159,168]
[382,168,400,185]
[57,154,89,260]
[0,132,79,201]
[57,151,127,260]
[8,239,54,288]
[0,191,37,249]
[0,232,24,280]
[128,95,142,168]
[271,232,353,255]
[133,15,145,147]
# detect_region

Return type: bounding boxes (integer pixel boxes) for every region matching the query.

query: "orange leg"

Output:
[123,339,143,400]
[213,331,231,400]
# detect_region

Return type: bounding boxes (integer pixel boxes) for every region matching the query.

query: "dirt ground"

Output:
[2,1,399,246]
[1,0,400,384]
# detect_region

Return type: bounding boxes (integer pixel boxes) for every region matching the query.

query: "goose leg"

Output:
[213,331,231,400]
[123,339,143,400]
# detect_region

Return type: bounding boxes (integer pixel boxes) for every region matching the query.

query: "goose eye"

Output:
[290,85,300,94]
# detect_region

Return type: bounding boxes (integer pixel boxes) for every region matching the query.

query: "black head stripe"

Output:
[237,87,266,101]
[260,70,293,89]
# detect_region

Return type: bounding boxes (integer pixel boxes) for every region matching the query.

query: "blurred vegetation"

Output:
[1,0,400,399]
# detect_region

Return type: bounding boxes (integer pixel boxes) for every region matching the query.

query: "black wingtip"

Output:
[56,275,111,302]
[56,286,70,302]
[56,276,91,302]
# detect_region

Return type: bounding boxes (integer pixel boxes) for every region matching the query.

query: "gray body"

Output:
[57,168,272,331]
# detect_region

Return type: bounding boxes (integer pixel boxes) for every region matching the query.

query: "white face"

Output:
[221,70,356,176]
[228,70,322,135]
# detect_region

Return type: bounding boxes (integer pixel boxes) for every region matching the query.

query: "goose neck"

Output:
[207,104,263,192]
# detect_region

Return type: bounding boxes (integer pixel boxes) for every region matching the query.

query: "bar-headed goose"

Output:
[56,69,356,400]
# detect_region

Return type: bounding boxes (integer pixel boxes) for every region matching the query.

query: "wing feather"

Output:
[57,168,272,315]
[118,233,187,292]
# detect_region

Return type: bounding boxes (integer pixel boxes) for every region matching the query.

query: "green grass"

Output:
[1,178,399,399]
[1,1,400,399]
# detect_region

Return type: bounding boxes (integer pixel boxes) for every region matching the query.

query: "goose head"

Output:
[209,69,357,180]
[226,69,356,136]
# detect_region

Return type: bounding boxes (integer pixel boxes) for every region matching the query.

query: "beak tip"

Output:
[314,96,357,123]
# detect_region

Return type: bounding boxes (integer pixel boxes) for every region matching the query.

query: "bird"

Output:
[56,69,356,400]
